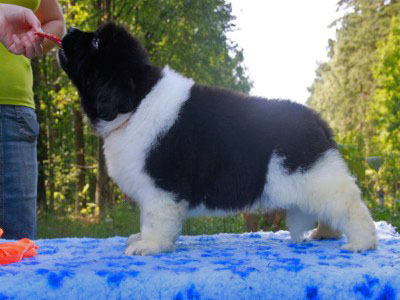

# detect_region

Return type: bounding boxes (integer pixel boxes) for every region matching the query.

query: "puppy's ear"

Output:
[96,78,136,121]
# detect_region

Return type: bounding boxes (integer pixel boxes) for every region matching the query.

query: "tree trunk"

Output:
[42,57,55,212]
[95,138,108,220]
[74,108,86,214]
[45,77,55,212]
[32,58,48,212]
[47,120,55,212]
[89,161,97,206]
[94,0,112,220]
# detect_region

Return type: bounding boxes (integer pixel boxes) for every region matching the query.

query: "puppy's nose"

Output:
[67,27,79,34]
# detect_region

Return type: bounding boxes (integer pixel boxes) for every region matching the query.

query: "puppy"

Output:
[58,23,376,255]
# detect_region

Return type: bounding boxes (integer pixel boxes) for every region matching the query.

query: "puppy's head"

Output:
[58,23,151,123]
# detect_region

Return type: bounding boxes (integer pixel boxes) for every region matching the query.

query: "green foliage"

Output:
[308,0,400,222]
[183,215,246,235]
[370,16,400,168]
[37,202,248,238]
[38,202,140,238]
[121,0,252,92]
[35,0,253,232]
[309,0,400,135]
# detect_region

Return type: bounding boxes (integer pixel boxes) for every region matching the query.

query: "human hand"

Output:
[9,31,45,59]
[0,4,44,58]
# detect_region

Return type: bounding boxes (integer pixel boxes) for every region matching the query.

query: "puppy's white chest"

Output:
[103,137,145,198]
[100,66,194,202]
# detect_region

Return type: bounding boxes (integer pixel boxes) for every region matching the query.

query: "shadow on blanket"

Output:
[0,221,398,299]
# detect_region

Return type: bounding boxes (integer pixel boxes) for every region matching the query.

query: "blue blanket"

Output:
[0,221,398,300]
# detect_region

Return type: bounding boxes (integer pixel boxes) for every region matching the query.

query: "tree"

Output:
[34,0,252,217]
[369,16,400,204]
[371,16,400,153]
[309,0,400,137]
[307,0,400,205]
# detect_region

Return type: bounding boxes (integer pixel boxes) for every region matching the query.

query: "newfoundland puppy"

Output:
[58,23,376,255]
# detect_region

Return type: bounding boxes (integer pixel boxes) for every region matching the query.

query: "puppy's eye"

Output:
[91,37,100,50]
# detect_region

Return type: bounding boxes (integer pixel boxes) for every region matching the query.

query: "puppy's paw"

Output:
[289,231,306,243]
[290,236,305,243]
[125,239,175,256]
[127,233,141,245]
[341,240,377,252]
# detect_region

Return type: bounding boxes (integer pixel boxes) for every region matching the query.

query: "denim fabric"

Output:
[0,105,38,239]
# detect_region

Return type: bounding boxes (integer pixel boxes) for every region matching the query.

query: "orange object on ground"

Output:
[0,229,38,264]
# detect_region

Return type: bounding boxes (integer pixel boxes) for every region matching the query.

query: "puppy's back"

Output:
[145,84,336,210]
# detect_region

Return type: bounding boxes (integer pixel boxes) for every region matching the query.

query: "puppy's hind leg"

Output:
[127,233,141,245]
[305,150,376,252]
[125,198,187,256]
[319,192,376,252]
[339,196,377,252]
[322,179,376,252]
[309,222,342,240]
[286,207,316,243]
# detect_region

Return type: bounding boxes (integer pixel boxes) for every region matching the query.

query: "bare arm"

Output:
[35,0,65,54]
[9,0,65,59]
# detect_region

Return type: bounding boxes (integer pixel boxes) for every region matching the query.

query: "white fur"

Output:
[285,207,316,243]
[99,66,376,255]
[96,113,132,137]
[262,149,376,251]
[101,66,194,255]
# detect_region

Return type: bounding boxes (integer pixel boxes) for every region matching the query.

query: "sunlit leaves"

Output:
[371,16,400,152]
[308,0,400,208]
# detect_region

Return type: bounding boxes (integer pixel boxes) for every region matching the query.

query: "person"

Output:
[0,1,65,239]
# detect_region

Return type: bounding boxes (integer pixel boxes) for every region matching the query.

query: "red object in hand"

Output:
[34,32,62,47]
[0,228,39,264]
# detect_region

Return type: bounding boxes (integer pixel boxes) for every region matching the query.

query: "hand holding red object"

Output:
[0,4,42,53]
[0,229,38,264]
[34,32,62,47]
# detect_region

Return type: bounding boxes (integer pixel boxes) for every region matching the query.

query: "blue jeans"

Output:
[0,105,38,239]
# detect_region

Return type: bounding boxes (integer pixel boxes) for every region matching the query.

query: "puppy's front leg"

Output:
[125,199,187,256]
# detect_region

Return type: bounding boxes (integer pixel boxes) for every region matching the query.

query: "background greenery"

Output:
[308,0,400,229]
[36,0,400,238]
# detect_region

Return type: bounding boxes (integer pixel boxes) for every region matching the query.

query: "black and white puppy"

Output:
[58,23,376,255]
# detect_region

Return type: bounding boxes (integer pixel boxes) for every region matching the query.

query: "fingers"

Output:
[21,35,35,59]
[23,10,41,32]
[12,32,43,59]
[8,43,17,54]
[10,34,25,55]
[27,31,43,57]
[0,4,43,55]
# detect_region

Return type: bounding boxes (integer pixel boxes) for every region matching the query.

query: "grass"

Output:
[370,205,400,230]
[37,201,399,239]
[37,202,140,239]
[37,201,249,239]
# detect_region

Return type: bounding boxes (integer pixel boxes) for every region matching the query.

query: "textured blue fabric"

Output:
[0,221,398,300]
[0,105,38,239]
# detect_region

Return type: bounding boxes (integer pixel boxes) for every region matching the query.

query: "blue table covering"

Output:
[0,221,399,300]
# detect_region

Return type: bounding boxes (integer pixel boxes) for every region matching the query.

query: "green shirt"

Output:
[0,0,41,109]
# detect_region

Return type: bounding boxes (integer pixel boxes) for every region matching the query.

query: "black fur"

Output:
[59,23,161,123]
[59,23,336,212]
[146,85,336,210]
